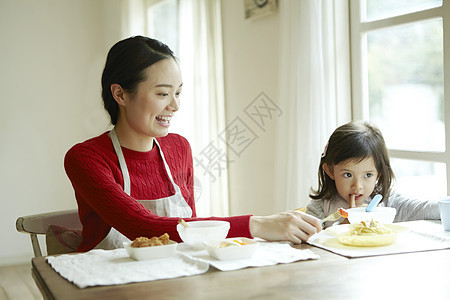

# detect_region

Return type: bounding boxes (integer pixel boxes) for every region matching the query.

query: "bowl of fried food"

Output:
[204,238,258,260]
[124,233,178,261]
[176,220,230,249]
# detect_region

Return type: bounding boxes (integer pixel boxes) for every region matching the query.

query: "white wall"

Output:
[221,1,280,216]
[0,0,282,264]
[0,0,121,265]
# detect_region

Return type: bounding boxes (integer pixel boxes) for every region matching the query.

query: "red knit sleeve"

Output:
[162,135,253,238]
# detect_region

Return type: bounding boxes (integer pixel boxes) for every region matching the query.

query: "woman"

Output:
[65,36,321,252]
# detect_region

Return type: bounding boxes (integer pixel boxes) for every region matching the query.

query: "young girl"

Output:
[306,121,441,228]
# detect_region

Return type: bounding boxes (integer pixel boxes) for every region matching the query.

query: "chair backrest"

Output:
[16,209,82,257]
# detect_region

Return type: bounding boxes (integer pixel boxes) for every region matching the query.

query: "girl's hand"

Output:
[249,211,322,244]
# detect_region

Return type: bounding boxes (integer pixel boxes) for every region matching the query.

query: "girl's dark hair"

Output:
[101,36,176,125]
[310,121,394,202]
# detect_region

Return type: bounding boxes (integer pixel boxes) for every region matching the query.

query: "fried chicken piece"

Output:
[158,233,170,245]
[130,234,170,248]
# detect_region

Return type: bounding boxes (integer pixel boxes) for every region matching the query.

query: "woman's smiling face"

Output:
[121,57,182,139]
[324,156,379,207]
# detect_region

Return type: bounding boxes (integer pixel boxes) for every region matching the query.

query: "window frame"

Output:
[350,1,450,196]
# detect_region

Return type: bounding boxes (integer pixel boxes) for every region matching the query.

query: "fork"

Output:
[295,207,347,224]
[321,208,348,223]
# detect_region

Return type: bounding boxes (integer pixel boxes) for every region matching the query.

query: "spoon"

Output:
[178,219,190,228]
[365,194,383,212]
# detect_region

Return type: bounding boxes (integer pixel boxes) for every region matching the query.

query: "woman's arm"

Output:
[249,210,322,244]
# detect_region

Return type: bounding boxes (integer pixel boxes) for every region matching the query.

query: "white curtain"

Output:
[119,0,229,217]
[119,0,148,37]
[177,0,229,217]
[274,0,352,212]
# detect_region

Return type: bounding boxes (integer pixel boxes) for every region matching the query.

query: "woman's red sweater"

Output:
[64,132,251,252]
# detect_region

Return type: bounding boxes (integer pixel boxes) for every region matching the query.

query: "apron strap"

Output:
[108,128,183,196]
[153,139,183,194]
[108,128,131,195]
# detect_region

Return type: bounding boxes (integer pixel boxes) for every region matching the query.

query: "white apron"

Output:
[95,128,193,250]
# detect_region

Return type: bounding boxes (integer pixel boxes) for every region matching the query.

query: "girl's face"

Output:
[119,58,182,140]
[323,156,379,207]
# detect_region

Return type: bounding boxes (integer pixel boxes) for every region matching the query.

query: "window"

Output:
[146,0,196,142]
[147,0,179,54]
[350,0,449,199]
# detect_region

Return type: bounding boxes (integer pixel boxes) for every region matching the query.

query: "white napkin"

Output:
[179,242,320,271]
[46,242,319,288]
[46,249,209,288]
[308,220,450,258]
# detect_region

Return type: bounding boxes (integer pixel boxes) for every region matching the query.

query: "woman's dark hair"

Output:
[101,36,176,125]
[310,121,394,202]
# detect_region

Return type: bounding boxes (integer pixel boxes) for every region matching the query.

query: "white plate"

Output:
[203,238,258,260]
[123,240,178,260]
[325,224,407,247]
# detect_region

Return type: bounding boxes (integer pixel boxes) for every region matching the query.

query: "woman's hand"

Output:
[249,210,322,244]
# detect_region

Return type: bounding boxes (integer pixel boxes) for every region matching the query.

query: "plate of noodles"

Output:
[325,220,407,247]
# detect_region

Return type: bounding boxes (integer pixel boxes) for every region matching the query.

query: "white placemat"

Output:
[46,242,319,288]
[308,220,450,258]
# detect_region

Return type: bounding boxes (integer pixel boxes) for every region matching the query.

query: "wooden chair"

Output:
[16,209,82,257]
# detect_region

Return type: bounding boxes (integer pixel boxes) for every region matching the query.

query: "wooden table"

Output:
[31,242,450,300]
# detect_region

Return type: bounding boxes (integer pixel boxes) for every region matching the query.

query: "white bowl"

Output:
[204,238,258,260]
[347,207,396,224]
[176,220,230,249]
[123,240,178,261]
